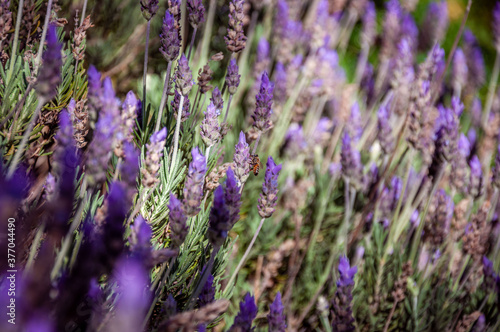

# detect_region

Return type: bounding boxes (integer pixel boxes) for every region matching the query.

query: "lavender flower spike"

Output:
[142,128,167,188]
[452,48,468,95]
[225,0,247,53]
[168,193,188,248]
[226,59,241,95]
[229,293,258,332]
[198,274,215,307]
[225,167,242,226]
[160,10,181,62]
[469,155,484,198]
[36,25,62,100]
[331,257,357,332]
[210,87,224,110]
[140,0,159,20]
[183,147,207,216]
[377,105,394,154]
[341,133,363,186]
[268,292,286,332]
[258,156,282,218]
[172,91,191,122]
[207,186,231,247]
[200,103,221,147]
[175,54,194,96]
[187,0,205,29]
[252,71,275,133]
[233,131,251,186]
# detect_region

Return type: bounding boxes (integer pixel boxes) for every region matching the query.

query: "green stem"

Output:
[155,61,173,133]
[170,95,185,177]
[7,0,25,80]
[224,218,266,297]
[80,0,88,26]
[223,94,233,123]
[142,20,151,129]
[34,0,54,72]
[23,222,46,276]
[187,27,197,60]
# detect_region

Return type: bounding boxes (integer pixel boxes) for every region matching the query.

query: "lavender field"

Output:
[1,0,499,331]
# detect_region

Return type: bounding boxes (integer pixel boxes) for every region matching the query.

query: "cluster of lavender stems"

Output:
[4,0,500,331]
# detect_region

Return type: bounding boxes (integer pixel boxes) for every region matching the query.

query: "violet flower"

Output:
[421,1,448,47]
[207,186,231,247]
[268,292,286,332]
[172,90,191,122]
[129,215,152,258]
[140,0,159,20]
[228,293,258,332]
[331,257,357,332]
[233,131,251,187]
[142,128,167,188]
[160,11,181,62]
[451,134,470,194]
[381,0,402,58]
[225,167,242,226]
[251,71,274,133]
[117,91,139,148]
[211,87,224,110]
[341,133,363,186]
[274,62,287,103]
[187,0,205,29]
[347,102,362,142]
[452,48,468,94]
[183,147,207,216]
[377,105,394,154]
[168,192,188,248]
[257,156,282,219]
[36,25,62,100]
[200,103,221,147]
[226,59,241,95]
[175,54,194,96]
[435,103,459,163]
[198,274,215,307]
[423,189,453,247]
[122,142,140,199]
[482,256,498,291]
[469,155,484,198]
[274,0,289,40]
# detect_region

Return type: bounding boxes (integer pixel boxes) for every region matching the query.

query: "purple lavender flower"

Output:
[36,25,62,100]
[482,256,498,290]
[452,48,468,95]
[183,147,207,216]
[329,162,342,179]
[56,110,75,153]
[401,13,418,47]
[198,274,215,307]
[275,0,289,40]
[142,128,167,188]
[331,257,357,332]
[473,315,486,332]
[225,0,247,53]
[171,90,191,122]
[257,156,282,219]
[283,123,306,157]
[225,167,242,226]
[347,102,363,142]
[377,105,394,154]
[140,0,159,20]
[87,65,102,98]
[200,103,221,147]
[233,131,251,186]
[187,0,205,28]
[469,155,484,198]
[421,1,448,48]
[229,293,258,332]
[252,71,274,133]
[341,133,363,185]
[207,186,231,247]
[361,1,376,49]
[274,62,287,103]
[122,142,140,199]
[130,215,152,256]
[494,2,500,51]
[168,193,188,248]
[435,102,459,163]
[210,87,224,110]
[463,31,485,92]
[268,292,286,332]
[381,0,402,58]
[160,10,181,62]
[175,54,194,96]
[423,189,453,247]
[118,91,139,145]
[226,59,241,95]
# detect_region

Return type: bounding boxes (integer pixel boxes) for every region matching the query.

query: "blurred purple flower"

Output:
[268,292,286,332]
[36,25,62,100]
[377,104,394,154]
[341,133,363,185]
[229,293,258,332]
[331,257,357,332]
[183,147,207,216]
[210,87,224,110]
[252,71,274,133]
[469,155,484,198]
[225,167,242,226]
[168,193,188,248]
[172,90,191,122]
[208,186,231,247]
[361,1,376,48]
[233,131,251,186]
[198,274,215,307]
[452,48,468,94]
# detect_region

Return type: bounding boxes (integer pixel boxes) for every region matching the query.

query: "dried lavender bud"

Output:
[331,257,357,332]
[268,292,286,332]
[228,293,258,332]
[198,274,215,307]
[207,186,231,247]
[187,0,205,28]
[423,189,453,247]
[341,133,363,185]
[210,87,223,110]
[198,63,213,94]
[36,25,62,100]
[140,0,159,20]
[452,48,468,94]
[141,128,167,188]
[469,155,484,198]
[67,98,89,149]
[183,147,207,216]
[171,90,191,122]
[225,0,247,53]
[225,167,241,226]
[251,71,274,133]
[257,156,282,219]
[233,131,251,186]
[377,104,394,154]
[435,102,459,163]
[168,192,188,248]
[0,1,12,45]
[116,91,139,155]
[200,103,221,147]
[226,59,241,95]
[361,1,376,49]
[160,10,181,62]
[175,54,194,96]
[494,2,500,51]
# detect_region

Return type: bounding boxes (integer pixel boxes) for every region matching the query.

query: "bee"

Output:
[250,154,261,176]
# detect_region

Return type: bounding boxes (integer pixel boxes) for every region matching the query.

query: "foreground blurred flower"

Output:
[207,186,231,247]
[225,167,242,226]
[469,155,484,198]
[183,147,207,216]
[198,274,215,307]
[331,257,357,332]
[258,157,282,218]
[229,293,258,332]
[168,193,188,248]
[36,24,62,100]
[268,292,286,332]
[141,128,167,188]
